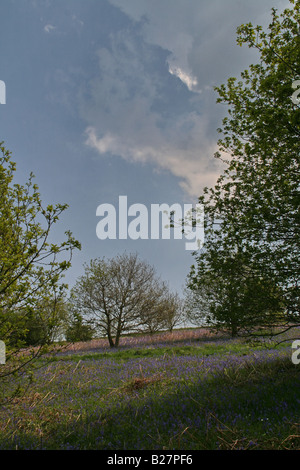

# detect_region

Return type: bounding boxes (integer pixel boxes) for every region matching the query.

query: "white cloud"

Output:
[85,111,223,199]
[44,24,56,33]
[168,64,199,93]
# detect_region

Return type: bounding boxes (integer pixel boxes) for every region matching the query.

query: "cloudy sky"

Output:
[0,0,289,296]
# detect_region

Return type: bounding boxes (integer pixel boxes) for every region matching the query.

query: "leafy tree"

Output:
[0,142,80,397]
[65,311,94,343]
[186,258,284,337]
[71,252,179,347]
[188,1,299,335]
[21,297,70,346]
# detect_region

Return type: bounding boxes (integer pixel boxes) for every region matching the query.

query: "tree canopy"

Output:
[187,1,299,335]
[0,142,80,394]
[70,252,182,347]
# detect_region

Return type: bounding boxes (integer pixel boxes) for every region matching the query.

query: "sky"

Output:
[0,0,290,297]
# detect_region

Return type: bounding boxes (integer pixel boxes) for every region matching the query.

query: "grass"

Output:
[47,344,274,365]
[0,328,299,450]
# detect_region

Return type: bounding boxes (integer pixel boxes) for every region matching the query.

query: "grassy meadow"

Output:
[0,328,299,450]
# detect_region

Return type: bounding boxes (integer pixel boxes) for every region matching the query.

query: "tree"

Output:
[184,282,211,329]
[21,297,70,346]
[186,257,284,337]
[136,280,169,335]
[71,252,179,347]
[160,291,184,333]
[187,1,299,335]
[65,311,94,343]
[138,284,183,335]
[0,142,80,398]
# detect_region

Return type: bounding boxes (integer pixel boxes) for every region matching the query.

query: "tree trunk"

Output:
[107,328,115,348]
[114,313,123,348]
[231,322,238,338]
[114,334,120,348]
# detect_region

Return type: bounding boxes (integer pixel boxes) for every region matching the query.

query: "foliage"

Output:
[65,311,94,343]
[0,143,80,388]
[21,297,70,346]
[187,1,300,335]
[186,258,284,337]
